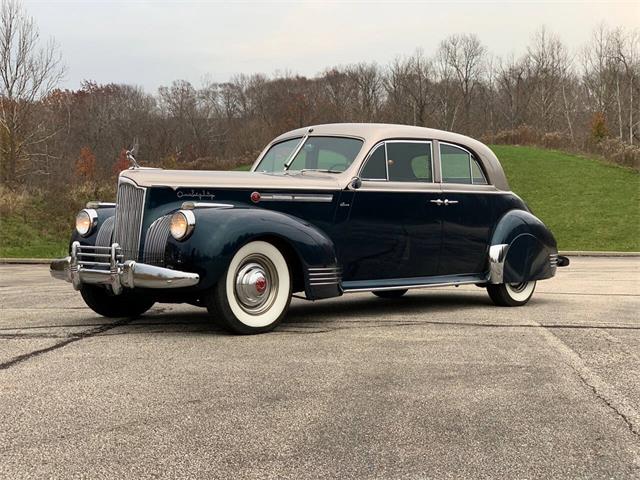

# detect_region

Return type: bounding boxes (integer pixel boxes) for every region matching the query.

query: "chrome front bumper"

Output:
[50,241,199,294]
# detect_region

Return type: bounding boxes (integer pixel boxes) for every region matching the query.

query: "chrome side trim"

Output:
[489,244,509,284]
[259,193,333,203]
[86,201,117,209]
[344,279,481,293]
[181,202,234,210]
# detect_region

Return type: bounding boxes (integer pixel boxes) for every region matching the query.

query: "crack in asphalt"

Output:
[0,318,135,371]
[534,322,640,441]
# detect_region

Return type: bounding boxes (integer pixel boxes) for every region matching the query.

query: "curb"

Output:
[1,251,639,265]
[559,251,640,257]
[0,258,53,264]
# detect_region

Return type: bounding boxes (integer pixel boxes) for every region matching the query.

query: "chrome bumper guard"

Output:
[50,241,199,295]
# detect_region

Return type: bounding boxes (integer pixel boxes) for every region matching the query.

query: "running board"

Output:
[342,274,487,293]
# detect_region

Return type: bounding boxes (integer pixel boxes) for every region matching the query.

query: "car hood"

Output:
[120,168,345,191]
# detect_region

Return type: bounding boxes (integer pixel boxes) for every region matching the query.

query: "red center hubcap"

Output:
[255,277,267,294]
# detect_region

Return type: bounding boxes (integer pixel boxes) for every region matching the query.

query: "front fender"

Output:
[489,209,558,284]
[165,207,341,299]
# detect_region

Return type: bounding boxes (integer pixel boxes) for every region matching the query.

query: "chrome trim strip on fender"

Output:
[258,193,334,203]
[85,201,117,209]
[181,201,234,210]
[488,244,509,284]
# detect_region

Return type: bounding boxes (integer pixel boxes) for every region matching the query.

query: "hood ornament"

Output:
[127,139,140,169]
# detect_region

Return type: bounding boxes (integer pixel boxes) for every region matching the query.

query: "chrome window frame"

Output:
[358,139,435,184]
[439,141,490,186]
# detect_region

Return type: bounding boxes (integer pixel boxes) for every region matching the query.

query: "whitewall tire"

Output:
[487,281,536,307]
[207,241,292,334]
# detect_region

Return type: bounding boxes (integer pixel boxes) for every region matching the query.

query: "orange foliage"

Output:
[112,148,129,174]
[75,146,96,181]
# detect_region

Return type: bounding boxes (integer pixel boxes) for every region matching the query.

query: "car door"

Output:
[339,140,443,282]
[438,142,497,275]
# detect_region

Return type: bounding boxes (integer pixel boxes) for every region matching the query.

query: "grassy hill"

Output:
[0,145,638,257]
[492,145,639,251]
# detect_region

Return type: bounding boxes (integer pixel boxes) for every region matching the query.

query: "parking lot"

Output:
[0,257,638,479]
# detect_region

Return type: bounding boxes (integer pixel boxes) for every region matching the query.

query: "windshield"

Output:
[255,136,363,173]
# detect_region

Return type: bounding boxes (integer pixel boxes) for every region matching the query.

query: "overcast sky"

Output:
[23,0,640,93]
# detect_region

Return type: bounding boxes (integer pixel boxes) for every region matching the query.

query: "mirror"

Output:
[349,177,362,190]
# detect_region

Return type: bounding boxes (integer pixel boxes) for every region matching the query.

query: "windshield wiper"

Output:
[298,168,343,174]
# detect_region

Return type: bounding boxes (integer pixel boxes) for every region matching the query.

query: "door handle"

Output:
[443,199,459,206]
[430,199,444,206]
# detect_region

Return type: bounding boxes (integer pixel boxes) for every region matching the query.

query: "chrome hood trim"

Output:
[120,169,344,190]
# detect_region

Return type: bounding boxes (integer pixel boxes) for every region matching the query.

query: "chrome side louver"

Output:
[95,216,115,247]
[308,266,342,286]
[113,179,146,261]
[143,215,171,266]
[549,253,558,268]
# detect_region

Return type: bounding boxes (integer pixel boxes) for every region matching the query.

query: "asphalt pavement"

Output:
[0,257,638,479]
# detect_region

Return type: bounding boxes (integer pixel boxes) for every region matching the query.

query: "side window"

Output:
[441,144,472,184]
[471,158,488,184]
[386,142,432,182]
[360,145,387,180]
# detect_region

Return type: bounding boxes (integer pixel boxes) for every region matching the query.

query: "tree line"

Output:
[1,0,639,193]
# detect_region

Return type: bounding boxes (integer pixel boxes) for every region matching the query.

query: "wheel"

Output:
[80,285,155,318]
[207,241,292,334]
[373,289,408,299]
[487,281,536,307]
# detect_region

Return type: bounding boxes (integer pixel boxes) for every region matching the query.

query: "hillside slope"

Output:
[491,145,639,251]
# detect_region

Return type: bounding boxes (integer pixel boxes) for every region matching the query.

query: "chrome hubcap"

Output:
[234,254,278,315]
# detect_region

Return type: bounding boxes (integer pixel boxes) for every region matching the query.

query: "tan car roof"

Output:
[264,123,510,191]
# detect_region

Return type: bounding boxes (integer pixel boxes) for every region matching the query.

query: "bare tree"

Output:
[437,34,486,132]
[0,0,65,183]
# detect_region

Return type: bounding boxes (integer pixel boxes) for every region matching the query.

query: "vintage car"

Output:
[51,123,569,334]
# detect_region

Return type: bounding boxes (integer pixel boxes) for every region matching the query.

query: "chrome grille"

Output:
[143,215,171,266]
[549,253,558,268]
[95,216,115,247]
[113,181,146,261]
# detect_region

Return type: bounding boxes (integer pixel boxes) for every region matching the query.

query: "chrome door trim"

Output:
[357,139,435,183]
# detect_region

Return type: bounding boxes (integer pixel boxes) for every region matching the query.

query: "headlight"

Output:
[170,210,195,241]
[75,209,98,237]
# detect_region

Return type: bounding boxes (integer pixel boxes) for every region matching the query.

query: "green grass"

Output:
[0,215,68,258]
[491,145,639,251]
[233,164,251,171]
[1,146,637,257]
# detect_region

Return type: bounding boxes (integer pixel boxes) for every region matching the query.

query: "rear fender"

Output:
[489,209,558,284]
[165,207,341,299]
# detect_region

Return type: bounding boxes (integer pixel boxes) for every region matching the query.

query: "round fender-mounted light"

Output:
[75,209,98,237]
[170,210,196,241]
[250,191,261,203]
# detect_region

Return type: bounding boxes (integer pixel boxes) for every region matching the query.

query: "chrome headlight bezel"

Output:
[75,209,98,237]
[170,210,196,241]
